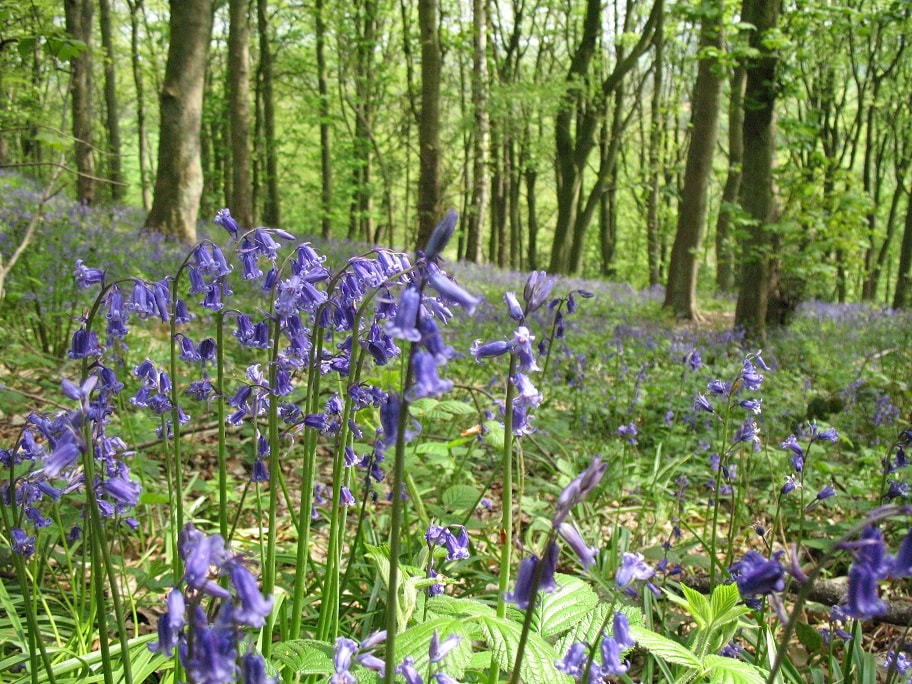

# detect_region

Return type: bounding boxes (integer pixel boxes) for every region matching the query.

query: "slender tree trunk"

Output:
[893,180,912,309]
[256,0,280,227]
[415,0,442,248]
[734,0,779,339]
[715,63,746,292]
[228,0,253,227]
[144,0,214,244]
[525,163,538,269]
[465,0,489,263]
[65,0,95,204]
[646,0,664,287]
[127,0,152,210]
[99,0,124,201]
[315,0,333,237]
[663,8,724,319]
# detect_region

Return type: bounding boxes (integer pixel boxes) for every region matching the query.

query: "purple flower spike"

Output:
[408,351,453,401]
[522,271,554,313]
[228,562,274,628]
[601,636,629,675]
[554,455,607,526]
[423,209,458,261]
[149,587,185,657]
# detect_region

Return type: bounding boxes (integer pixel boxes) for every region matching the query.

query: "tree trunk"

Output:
[663,8,724,319]
[715,63,746,293]
[99,0,124,201]
[415,0,442,248]
[315,0,333,237]
[734,0,780,339]
[893,179,912,309]
[465,0,489,263]
[65,0,95,204]
[645,0,664,288]
[228,0,254,228]
[144,0,214,244]
[127,0,152,210]
[256,0,280,227]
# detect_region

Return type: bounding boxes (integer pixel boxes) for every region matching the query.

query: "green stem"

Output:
[495,356,519,619]
[262,318,282,659]
[216,311,229,541]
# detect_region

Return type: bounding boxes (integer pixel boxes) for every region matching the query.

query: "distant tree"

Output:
[228,0,253,228]
[414,0,442,248]
[256,0,280,227]
[893,174,912,308]
[464,0,489,264]
[664,1,724,319]
[734,0,779,339]
[715,62,745,293]
[144,0,214,244]
[64,0,94,204]
[315,0,332,237]
[98,0,124,201]
[126,0,152,210]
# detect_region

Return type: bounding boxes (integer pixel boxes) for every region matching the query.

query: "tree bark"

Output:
[464,0,489,263]
[646,0,665,288]
[316,0,333,237]
[734,0,780,339]
[144,0,214,244]
[715,63,746,293]
[415,0,442,248]
[99,0,124,201]
[893,175,912,309]
[663,8,724,319]
[65,0,95,204]
[256,0,280,227]
[127,0,152,210]
[228,0,254,228]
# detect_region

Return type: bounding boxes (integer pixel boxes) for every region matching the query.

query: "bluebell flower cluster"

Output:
[330,631,387,682]
[149,523,275,684]
[2,369,141,555]
[555,611,636,682]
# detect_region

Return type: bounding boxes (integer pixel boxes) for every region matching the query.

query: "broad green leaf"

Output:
[681,584,713,629]
[394,617,474,677]
[426,594,496,620]
[477,615,570,684]
[534,574,599,638]
[710,583,742,622]
[270,639,334,674]
[441,484,483,514]
[703,654,768,684]
[435,400,476,416]
[629,626,702,670]
[482,420,505,450]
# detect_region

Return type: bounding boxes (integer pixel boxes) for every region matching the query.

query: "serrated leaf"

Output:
[477,615,570,684]
[629,626,702,670]
[482,420,505,449]
[681,584,712,629]
[710,583,742,621]
[426,594,496,620]
[414,441,451,456]
[441,485,482,514]
[364,546,420,631]
[435,400,476,416]
[394,617,474,677]
[534,574,599,638]
[270,639,334,674]
[703,654,768,684]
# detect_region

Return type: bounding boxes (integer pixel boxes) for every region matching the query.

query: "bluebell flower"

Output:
[385,286,422,342]
[427,272,482,314]
[504,291,524,320]
[558,522,598,570]
[601,636,629,675]
[612,611,635,651]
[554,455,607,526]
[733,419,760,448]
[10,528,36,557]
[332,636,359,683]
[889,530,912,578]
[432,674,461,684]
[429,630,462,663]
[814,484,836,502]
[408,351,454,400]
[522,271,554,313]
[68,328,102,359]
[423,209,457,261]
[395,656,423,684]
[149,588,185,658]
[617,422,637,445]
[508,542,559,610]
[707,379,731,396]
[470,339,511,361]
[240,651,277,684]
[227,562,274,628]
[615,552,654,587]
[729,551,785,598]
[181,603,239,684]
[512,372,543,408]
[512,326,539,372]
[694,394,715,414]
[555,641,589,680]
[74,259,104,288]
[43,430,82,479]
[845,563,887,619]
[215,207,240,239]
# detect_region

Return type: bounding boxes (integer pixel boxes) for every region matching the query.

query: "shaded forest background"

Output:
[2,0,912,338]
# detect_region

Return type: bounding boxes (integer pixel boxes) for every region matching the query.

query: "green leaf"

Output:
[710,583,742,622]
[482,420,505,449]
[702,654,768,684]
[534,574,599,638]
[394,617,474,677]
[629,626,702,670]
[477,615,570,684]
[681,584,713,629]
[435,400,476,416]
[268,640,334,674]
[441,485,482,515]
[426,594,496,620]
